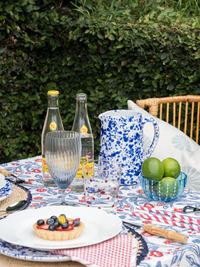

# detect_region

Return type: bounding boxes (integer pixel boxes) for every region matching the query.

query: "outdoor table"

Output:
[0,155,200,267]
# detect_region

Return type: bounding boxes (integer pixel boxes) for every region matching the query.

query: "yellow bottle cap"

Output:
[47,90,59,95]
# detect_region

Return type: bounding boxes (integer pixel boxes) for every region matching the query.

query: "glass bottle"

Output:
[70,93,94,192]
[41,90,64,187]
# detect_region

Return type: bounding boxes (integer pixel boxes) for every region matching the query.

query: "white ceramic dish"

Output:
[0,206,122,251]
[0,174,5,189]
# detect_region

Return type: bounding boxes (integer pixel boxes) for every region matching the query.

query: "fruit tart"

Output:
[33,214,85,241]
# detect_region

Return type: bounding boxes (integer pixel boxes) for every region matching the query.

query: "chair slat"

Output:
[178,102,182,130]
[197,103,200,144]
[173,103,176,127]
[166,103,169,123]
[160,104,163,120]
[184,102,188,135]
[190,102,194,139]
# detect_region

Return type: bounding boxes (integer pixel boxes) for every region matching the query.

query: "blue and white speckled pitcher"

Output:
[98,110,159,185]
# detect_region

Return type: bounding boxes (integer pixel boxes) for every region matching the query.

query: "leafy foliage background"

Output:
[0,0,200,164]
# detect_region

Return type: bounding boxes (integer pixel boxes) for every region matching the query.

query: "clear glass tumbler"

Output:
[45,131,81,205]
[83,160,121,212]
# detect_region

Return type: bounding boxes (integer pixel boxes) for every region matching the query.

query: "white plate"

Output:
[0,206,122,251]
[0,180,13,202]
[0,174,5,189]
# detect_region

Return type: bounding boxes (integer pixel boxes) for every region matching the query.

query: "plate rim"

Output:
[0,206,122,251]
[0,173,5,189]
[0,180,13,201]
[0,241,71,262]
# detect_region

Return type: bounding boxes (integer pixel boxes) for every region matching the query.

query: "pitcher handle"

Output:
[141,117,159,160]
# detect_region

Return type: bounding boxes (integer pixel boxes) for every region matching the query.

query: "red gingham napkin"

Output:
[51,234,137,267]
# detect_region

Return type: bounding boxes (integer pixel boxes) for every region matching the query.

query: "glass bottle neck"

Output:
[76,100,87,115]
[48,95,59,108]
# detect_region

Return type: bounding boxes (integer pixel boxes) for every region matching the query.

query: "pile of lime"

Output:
[141,157,181,199]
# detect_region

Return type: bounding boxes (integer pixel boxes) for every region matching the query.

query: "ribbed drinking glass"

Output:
[45,131,81,205]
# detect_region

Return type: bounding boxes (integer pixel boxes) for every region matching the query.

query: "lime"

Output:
[157,177,179,199]
[162,158,181,179]
[141,157,164,181]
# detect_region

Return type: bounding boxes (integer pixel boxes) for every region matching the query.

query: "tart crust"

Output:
[33,218,85,241]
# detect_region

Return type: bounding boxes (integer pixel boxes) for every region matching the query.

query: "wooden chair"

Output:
[136,95,200,144]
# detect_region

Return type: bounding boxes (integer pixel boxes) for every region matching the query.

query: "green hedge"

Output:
[0,0,200,164]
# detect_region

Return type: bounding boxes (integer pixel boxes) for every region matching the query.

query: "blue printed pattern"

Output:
[1,155,200,266]
[172,135,197,158]
[0,239,70,262]
[98,110,159,185]
[0,180,13,201]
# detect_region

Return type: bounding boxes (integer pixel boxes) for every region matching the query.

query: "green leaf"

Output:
[22,92,29,97]
[154,74,160,80]
[21,1,28,6]
[97,79,103,84]
[176,84,184,89]
[105,73,112,78]
[152,80,157,88]
[15,7,23,12]
[95,63,101,69]
[88,44,94,49]
[108,34,115,41]
[23,53,28,60]
[15,14,19,20]
[116,44,124,49]
[23,136,29,142]
[0,48,6,54]
[34,6,40,10]
[161,53,168,60]
[167,84,174,91]
[141,68,146,73]
[97,34,104,40]
[25,73,33,78]
[25,5,33,12]
[91,55,98,62]
[68,61,75,66]
[0,15,6,20]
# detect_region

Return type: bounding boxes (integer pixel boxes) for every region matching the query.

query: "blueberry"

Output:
[50,215,58,221]
[49,224,56,231]
[62,222,69,229]
[54,221,60,228]
[37,219,45,226]
[59,214,66,218]
[73,220,80,227]
[47,218,55,225]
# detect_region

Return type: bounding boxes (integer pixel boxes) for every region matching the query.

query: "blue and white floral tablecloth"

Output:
[1,155,200,266]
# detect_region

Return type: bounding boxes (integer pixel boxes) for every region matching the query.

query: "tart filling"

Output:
[33,214,85,241]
